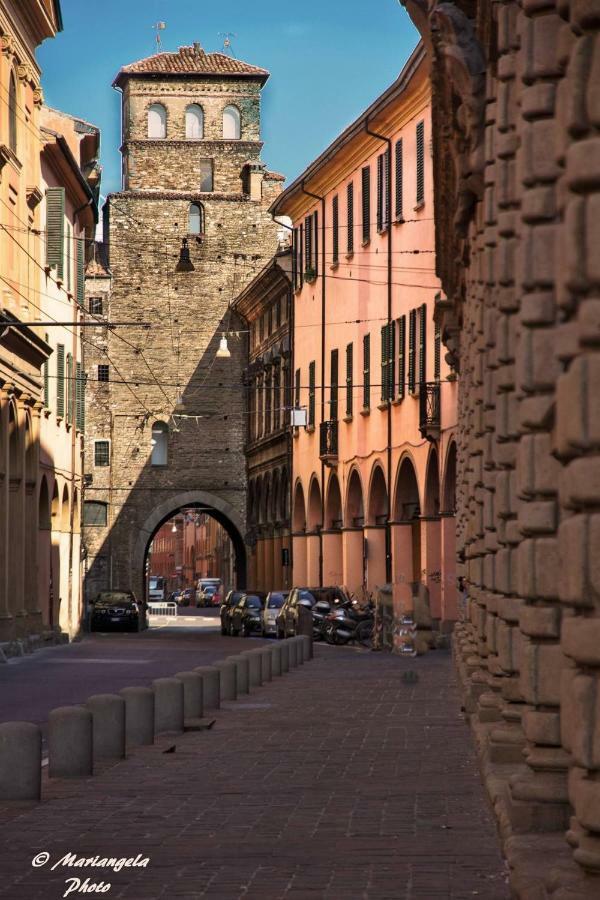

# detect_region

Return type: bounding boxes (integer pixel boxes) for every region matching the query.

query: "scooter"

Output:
[324,598,374,646]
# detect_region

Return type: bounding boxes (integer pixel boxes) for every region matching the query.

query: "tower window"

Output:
[199,160,213,192]
[98,364,110,383]
[83,501,108,527]
[147,104,167,139]
[223,105,241,140]
[89,297,103,315]
[94,440,110,467]
[185,104,204,139]
[151,421,169,466]
[188,203,204,235]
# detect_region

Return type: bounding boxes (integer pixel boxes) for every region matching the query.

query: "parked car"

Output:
[277,586,350,638]
[167,591,180,604]
[220,590,245,635]
[90,591,141,632]
[178,587,195,608]
[196,583,220,607]
[230,594,265,637]
[262,591,288,637]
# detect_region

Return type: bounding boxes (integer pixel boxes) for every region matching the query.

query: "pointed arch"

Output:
[394,454,421,521]
[185,103,204,139]
[367,463,388,526]
[8,400,21,480]
[292,480,306,533]
[39,476,51,530]
[51,480,60,526]
[424,446,441,517]
[60,484,70,532]
[345,467,365,527]
[325,472,343,530]
[147,103,166,138]
[307,476,322,532]
[442,440,457,515]
[223,104,241,139]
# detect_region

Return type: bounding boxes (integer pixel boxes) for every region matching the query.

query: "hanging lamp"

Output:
[175,238,194,273]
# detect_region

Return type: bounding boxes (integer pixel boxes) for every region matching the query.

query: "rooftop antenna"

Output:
[218,32,237,56]
[152,21,166,52]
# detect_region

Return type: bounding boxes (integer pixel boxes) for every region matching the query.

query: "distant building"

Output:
[271,44,458,637]
[232,250,292,591]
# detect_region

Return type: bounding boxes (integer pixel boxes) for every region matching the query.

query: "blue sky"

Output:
[38,0,419,197]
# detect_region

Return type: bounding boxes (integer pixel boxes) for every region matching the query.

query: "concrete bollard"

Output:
[48,706,93,778]
[120,687,154,747]
[257,646,272,682]
[0,721,42,801]
[153,678,184,735]
[175,671,203,720]
[299,633,313,660]
[86,694,126,761]
[288,638,299,668]
[194,666,220,710]
[214,660,237,701]
[280,640,290,673]
[241,649,262,687]
[227,655,250,694]
[291,636,304,666]
[270,642,282,677]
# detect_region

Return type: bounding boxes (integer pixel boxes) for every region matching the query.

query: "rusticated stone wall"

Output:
[401,1,600,897]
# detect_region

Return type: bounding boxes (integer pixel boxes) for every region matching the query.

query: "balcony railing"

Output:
[419,381,441,439]
[319,419,338,463]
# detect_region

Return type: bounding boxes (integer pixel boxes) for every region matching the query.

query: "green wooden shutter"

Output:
[330,349,338,421]
[66,224,71,291]
[43,333,50,408]
[308,363,314,426]
[434,320,441,381]
[46,187,65,280]
[347,182,354,254]
[385,147,391,228]
[299,224,304,287]
[332,195,339,264]
[76,238,85,305]
[295,368,301,408]
[380,325,387,402]
[304,216,311,274]
[388,320,395,401]
[313,211,318,276]
[76,362,86,432]
[395,139,403,221]
[408,310,416,394]
[376,154,383,233]
[363,334,370,409]
[398,316,406,400]
[361,166,370,243]
[419,303,427,385]
[346,342,353,418]
[66,353,73,425]
[292,228,298,289]
[56,343,65,417]
[416,121,425,205]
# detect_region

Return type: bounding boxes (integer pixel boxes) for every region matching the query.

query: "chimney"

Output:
[193,42,202,54]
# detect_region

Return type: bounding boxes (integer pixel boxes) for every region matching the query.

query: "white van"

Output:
[195,578,223,608]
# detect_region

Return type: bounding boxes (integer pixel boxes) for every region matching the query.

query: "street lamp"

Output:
[216,334,231,358]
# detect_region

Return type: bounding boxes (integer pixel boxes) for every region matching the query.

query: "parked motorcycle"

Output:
[324,598,374,647]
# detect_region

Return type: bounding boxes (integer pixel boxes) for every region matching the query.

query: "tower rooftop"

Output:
[113,44,269,87]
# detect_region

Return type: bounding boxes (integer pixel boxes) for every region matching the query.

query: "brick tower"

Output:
[83,43,283,600]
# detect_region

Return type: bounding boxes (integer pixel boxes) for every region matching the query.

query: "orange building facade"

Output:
[148,509,234,595]
[271,45,458,634]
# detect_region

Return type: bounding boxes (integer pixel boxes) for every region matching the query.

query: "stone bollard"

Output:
[295,635,311,663]
[301,633,313,660]
[120,687,154,747]
[279,640,290,673]
[270,643,282,677]
[194,666,220,710]
[214,660,237,701]
[257,647,272,682]
[48,706,93,778]
[241,649,262,687]
[153,678,184,735]
[86,694,126,761]
[288,638,299,668]
[175,671,203,721]
[227,655,250,695]
[292,636,305,666]
[0,721,42,801]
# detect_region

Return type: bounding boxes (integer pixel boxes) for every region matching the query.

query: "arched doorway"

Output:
[441,441,458,623]
[50,481,60,629]
[306,476,322,586]
[135,490,247,602]
[292,480,307,585]
[423,447,442,620]
[38,476,51,626]
[323,473,343,586]
[392,455,422,615]
[343,468,365,595]
[7,402,24,627]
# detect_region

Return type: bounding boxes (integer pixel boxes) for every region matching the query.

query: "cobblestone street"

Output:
[0,646,509,899]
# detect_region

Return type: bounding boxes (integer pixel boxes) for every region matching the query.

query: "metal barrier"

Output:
[147,601,178,617]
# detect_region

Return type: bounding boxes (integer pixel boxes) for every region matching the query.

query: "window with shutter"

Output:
[416,120,425,206]
[308,362,316,427]
[46,187,65,280]
[56,343,65,417]
[295,368,301,408]
[376,154,384,233]
[313,211,319,276]
[76,238,85,305]
[385,147,391,228]
[332,195,339,264]
[419,303,427,385]
[363,334,370,409]
[380,324,395,402]
[388,321,395,401]
[299,223,304,287]
[408,310,416,394]
[66,224,71,292]
[380,326,387,402]
[398,315,406,400]
[330,349,339,421]
[76,362,86,432]
[304,215,312,275]
[66,353,73,425]
[434,320,441,381]
[361,166,371,243]
[395,139,403,221]
[347,182,354,254]
[43,334,50,409]
[346,342,353,418]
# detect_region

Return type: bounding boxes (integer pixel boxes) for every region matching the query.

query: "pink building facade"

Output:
[271,45,458,632]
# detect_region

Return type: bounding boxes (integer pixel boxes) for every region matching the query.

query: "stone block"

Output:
[566,139,600,193]
[520,604,561,638]
[519,637,563,705]
[518,538,560,600]
[558,515,597,608]
[560,457,600,509]
[562,617,600,665]
[518,500,557,535]
[522,709,561,746]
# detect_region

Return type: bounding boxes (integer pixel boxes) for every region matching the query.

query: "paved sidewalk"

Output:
[0,646,509,900]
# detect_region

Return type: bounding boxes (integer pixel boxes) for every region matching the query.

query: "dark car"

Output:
[91,591,141,632]
[196,584,219,608]
[277,586,349,638]
[220,590,245,635]
[230,594,265,637]
[178,588,195,608]
[262,591,288,637]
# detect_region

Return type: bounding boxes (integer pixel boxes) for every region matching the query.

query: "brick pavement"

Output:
[0,646,510,900]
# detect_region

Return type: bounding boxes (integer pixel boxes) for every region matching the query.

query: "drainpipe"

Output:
[301,181,326,587]
[365,119,393,585]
